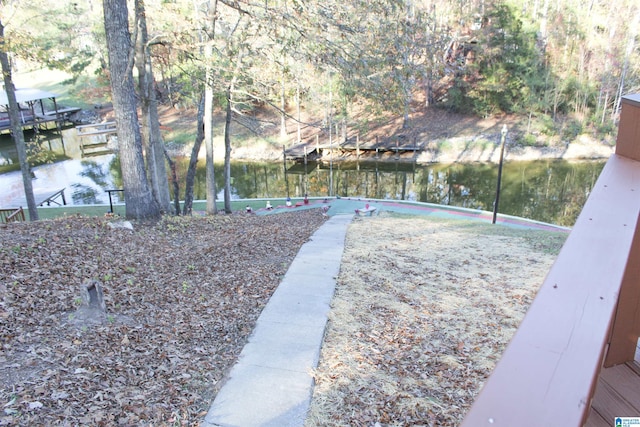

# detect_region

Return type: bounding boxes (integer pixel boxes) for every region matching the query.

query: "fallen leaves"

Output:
[0,210,326,425]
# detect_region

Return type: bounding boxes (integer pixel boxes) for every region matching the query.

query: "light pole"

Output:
[328,75,333,197]
[492,125,508,224]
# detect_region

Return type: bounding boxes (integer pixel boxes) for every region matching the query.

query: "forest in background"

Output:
[2,0,639,148]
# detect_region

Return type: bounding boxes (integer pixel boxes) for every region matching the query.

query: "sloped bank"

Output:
[310,135,615,164]
[172,126,615,164]
[418,135,615,163]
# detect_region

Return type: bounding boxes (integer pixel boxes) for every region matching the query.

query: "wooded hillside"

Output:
[2,0,638,145]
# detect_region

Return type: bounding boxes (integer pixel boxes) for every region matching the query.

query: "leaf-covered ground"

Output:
[305,214,567,427]
[0,210,327,426]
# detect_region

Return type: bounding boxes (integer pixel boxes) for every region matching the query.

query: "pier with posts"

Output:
[284,134,422,163]
[0,88,81,134]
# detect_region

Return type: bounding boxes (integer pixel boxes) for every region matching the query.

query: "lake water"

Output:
[0,128,605,226]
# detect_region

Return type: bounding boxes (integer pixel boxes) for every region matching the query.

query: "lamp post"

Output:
[492,125,508,224]
[283,145,290,199]
[328,76,333,198]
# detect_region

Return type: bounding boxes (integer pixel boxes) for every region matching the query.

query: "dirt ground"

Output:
[305,213,567,427]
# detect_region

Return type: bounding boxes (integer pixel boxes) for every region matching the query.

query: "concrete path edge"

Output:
[201,213,354,427]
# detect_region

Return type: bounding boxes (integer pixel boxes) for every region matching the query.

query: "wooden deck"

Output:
[283,143,321,161]
[0,107,81,133]
[284,135,422,162]
[340,136,421,154]
[76,122,117,157]
[76,121,117,137]
[587,361,640,425]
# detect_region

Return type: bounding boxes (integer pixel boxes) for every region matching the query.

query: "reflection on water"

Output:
[70,158,119,204]
[0,128,120,207]
[0,128,605,226]
[183,158,604,226]
[0,154,120,207]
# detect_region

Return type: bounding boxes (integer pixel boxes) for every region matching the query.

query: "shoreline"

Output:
[224,135,615,164]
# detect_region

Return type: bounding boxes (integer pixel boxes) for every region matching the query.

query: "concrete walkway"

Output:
[202,214,353,427]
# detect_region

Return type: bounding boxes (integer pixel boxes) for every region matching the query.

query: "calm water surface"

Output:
[0,129,605,226]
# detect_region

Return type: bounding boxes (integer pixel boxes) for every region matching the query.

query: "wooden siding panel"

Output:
[616,94,640,161]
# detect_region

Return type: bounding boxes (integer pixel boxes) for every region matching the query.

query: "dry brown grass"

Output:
[306,213,567,427]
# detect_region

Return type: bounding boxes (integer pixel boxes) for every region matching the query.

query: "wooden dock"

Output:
[284,135,422,162]
[76,121,117,137]
[1,188,67,209]
[76,122,117,157]
[341,135,422,154]
[0,109,81,134]
[0,88,81,134]
[37,189,66,207]
[283,143,321,161]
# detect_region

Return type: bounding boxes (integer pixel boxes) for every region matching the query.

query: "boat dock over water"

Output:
[76,121,117,157]
[0,88,81,133]
[284,135,422,162]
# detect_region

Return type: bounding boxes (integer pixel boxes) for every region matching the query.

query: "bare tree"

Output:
[223,86,232,213]
[103,0,160,220]
[183,95,205,215]
[613,8,640,117]
[135,0,172,214]
[203,0,219,215]
[0,18,38,221]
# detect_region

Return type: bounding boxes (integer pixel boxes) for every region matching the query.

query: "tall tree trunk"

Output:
[135,0,171,214]
[280,64,287,141]
[0,19,38,221]
[402,85,411,129]
[204,64,217,214]
[223,86,232,214]
[342,117,347,143]
[425,67,434,107]
[204,0,219,215]
[183,95,206,215]
[296,79,301,143]
[103,0,160,220]
[222,42,244,214]
[539,0,549,55]
[164,148,180,215]
[614,9,640,117]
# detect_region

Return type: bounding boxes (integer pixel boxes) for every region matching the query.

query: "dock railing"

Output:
[0,207,25,223]
[37,189,66,207]
[461,93,640,426]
